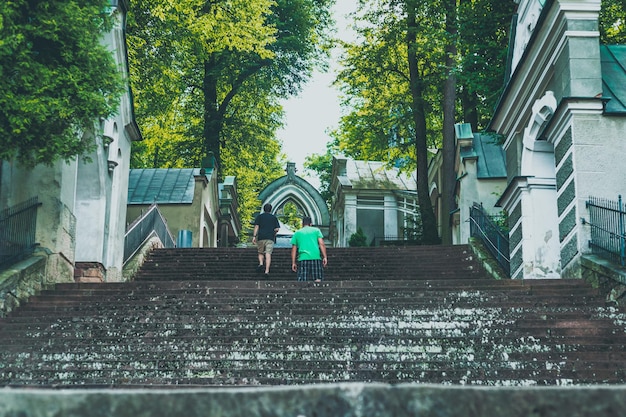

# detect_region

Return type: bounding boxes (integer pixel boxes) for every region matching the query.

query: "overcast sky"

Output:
[276,1,357,187]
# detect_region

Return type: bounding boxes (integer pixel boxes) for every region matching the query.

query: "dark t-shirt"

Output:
[254,212,280,241]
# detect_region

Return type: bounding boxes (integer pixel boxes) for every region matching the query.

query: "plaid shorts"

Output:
[297,259,324,282]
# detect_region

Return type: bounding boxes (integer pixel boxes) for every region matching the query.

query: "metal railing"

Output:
[0,197,42,269]
[371,234,421,247]
[469,202,510,276]
[124,204,175,263]
[583,195,626,266]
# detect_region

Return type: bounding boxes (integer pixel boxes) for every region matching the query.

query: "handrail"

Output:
[469,203,510,276]
[0,197,42,269]
[123,203,175,263]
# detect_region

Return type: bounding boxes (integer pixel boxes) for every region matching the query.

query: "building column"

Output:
[343,194,357,247]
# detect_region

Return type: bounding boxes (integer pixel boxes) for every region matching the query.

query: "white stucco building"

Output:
[0,0,140,282]
[330,157,419,247]
[490,0,626,278]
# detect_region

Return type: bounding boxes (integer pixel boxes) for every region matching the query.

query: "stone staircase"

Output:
[1,245,625,388]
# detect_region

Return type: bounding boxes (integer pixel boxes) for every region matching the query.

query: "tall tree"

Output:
[333,0,517,244]
[0,0,123,166]
[128,0,334,172]
[440,0,458,244]
[406,0,442,244]
[333,0,444,244]
[457,0,516,131]
[128,0,334,228]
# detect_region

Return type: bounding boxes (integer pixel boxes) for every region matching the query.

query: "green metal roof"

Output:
[457,123,506,179]
[473,133,507,179]
[601,45,626,114]
[128,168,206,204]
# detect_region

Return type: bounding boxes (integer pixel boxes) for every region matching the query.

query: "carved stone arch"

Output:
[274,197,307,218]
[523,90,557,150]
[521,91,557,177]
[258,163,331,238]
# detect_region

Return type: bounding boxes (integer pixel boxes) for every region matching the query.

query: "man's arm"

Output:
[291,245,298,272]
[318,238,327,267]
[274,217,280,234]
[252,225,259,243]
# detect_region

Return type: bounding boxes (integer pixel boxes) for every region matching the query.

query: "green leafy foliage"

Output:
[277,202,302,232]
[328,0,518,244]
[303,141,338,207]
[0,0,123,166]
[457,0,517,130]
[600,0,626,44]
[127,0,334,227]
[348,227,368,247]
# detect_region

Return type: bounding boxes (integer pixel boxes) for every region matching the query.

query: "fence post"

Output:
[617,194,626,266]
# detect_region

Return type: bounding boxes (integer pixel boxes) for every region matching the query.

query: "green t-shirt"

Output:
[291,226,323,261]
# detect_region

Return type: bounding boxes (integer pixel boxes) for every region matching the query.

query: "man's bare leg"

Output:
[265,253,272,274]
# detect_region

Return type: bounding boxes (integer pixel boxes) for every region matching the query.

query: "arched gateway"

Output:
[258,162,330,242]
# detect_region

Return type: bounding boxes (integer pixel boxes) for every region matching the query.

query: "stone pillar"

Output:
[383,195,398,239]
[343,194,358,247]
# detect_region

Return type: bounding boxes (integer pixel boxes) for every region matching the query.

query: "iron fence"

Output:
[0,197,42,269]
[124,204,175,263]
[371,235,421,247]
[469,202,510,276]
[584,195,626,266]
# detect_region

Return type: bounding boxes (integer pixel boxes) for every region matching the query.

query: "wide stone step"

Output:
[2,244,626,388]
[1,365,624,387]
[132,246,489,282]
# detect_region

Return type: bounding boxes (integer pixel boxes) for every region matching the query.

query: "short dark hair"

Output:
[263,203,272,213]
[302,216,312,225]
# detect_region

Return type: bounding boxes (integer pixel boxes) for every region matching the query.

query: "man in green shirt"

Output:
[290,216,328,282]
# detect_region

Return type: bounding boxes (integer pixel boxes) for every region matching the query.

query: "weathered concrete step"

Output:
[4,344,626,362]
[2,331,625,353]
[142,246,477,258]
[27,284,600,301]
[50,278,596,291]
[3,340,625,365]
[80,278,599,289]
[2,313,621,336]
[1,323,620,342]
[15,288,605,306]
[2,306,619,325]
[135,267,484,282]
[3,323,622,342]
[0,366,623,388]
[2,302,614,326]
[3,303,610,324]
[2,356,622,375]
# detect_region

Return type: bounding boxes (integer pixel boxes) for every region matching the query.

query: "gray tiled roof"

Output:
[601,45,626,114]
[343,160,416,191]
[128,168,204,204]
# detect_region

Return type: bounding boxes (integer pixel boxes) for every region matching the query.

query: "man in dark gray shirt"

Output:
[252,203,280,277]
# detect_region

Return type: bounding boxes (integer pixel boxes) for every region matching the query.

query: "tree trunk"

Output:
[406,4,440,245]
[441,0,458,245]
[203,58,223,174]
[461,89,479,133]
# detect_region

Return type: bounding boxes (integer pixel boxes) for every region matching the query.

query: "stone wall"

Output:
[580,254,626,307]
[0,256,49,317]
[0,384,625,417]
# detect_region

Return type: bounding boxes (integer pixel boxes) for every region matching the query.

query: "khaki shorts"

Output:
[256,239,275,254]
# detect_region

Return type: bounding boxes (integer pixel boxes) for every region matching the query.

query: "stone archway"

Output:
[258,162,331,240]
